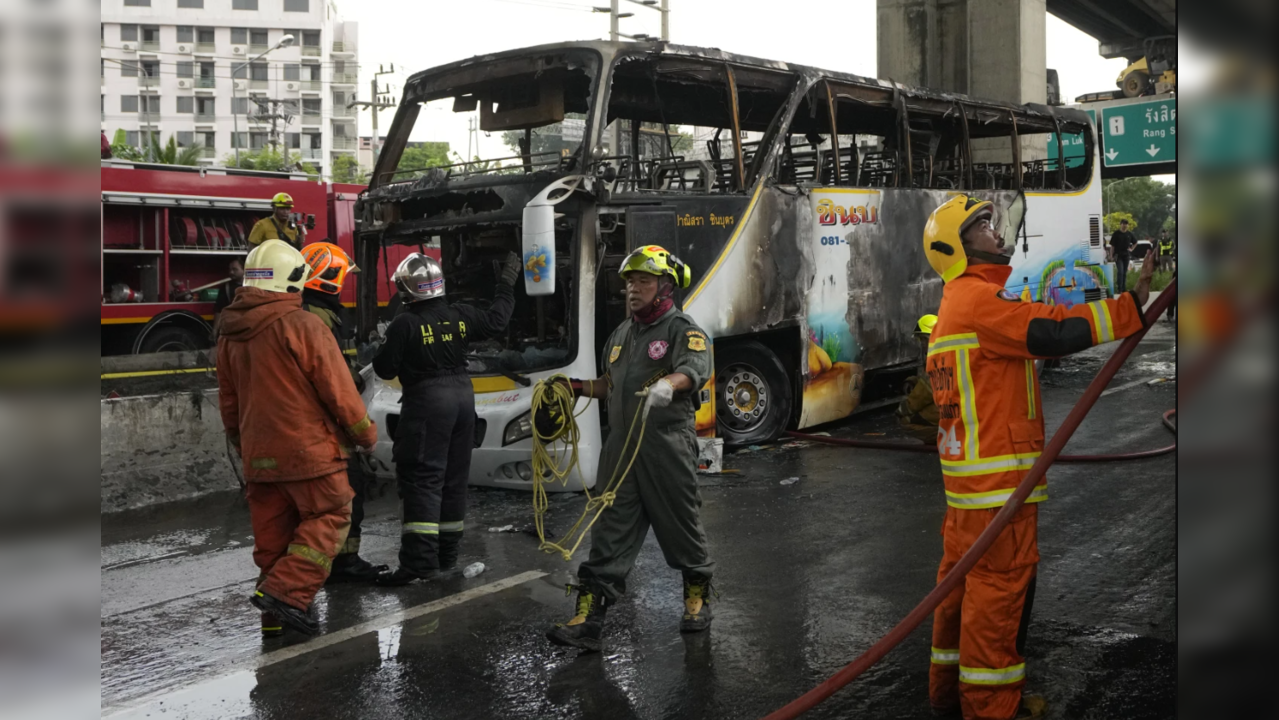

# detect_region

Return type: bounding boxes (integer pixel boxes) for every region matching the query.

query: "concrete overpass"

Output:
[877,0,1176,104]
[1047,0,1175,61]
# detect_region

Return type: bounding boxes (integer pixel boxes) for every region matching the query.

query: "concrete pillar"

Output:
[878,0,1046,162]
[877,0,970,94]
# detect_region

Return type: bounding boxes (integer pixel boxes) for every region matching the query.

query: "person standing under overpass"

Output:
[1107,218,1136,294]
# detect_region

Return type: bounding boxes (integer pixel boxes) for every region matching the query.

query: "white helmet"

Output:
[393,253,446,301]
[243,239,310,294]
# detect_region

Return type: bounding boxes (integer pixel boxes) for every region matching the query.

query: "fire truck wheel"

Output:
[138,325,209,355]
[715,341,792,447]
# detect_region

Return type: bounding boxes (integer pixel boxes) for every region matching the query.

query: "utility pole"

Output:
[349,64,398,175]
[594,1,669,153]
[248,98,295,152]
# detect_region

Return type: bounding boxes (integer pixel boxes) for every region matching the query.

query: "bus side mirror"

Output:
[521,175,585,296]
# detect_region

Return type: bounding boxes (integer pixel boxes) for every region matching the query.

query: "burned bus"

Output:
[353,41,1104,491]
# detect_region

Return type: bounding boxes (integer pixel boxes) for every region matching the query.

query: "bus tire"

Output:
[138,325,209,355]
[715,341,792,446]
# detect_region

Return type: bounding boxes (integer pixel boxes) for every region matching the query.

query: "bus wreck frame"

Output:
[352,41,1098,482]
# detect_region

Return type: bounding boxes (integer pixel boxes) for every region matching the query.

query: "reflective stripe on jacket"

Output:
[926,264,1146,508]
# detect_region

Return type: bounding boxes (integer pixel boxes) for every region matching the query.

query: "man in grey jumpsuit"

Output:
[546,245,715,652]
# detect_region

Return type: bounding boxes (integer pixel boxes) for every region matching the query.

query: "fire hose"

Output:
[762,279,1177,720]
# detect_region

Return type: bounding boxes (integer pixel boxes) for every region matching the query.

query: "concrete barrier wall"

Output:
[101,390,240,514]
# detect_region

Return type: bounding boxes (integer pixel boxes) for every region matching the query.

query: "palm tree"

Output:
[150,135,203,166]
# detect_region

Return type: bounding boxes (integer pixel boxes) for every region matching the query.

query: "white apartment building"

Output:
[101,0,360,179]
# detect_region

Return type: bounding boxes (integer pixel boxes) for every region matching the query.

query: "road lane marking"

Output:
[102,570,548,717]
[1100,378,1154,397]
[252,569,547,671]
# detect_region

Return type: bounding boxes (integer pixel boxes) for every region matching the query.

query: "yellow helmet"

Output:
[916,314,938,335]
[271,192,294,208]
[244,239,310,294]
[923,195,994,282]
[619,245,692,289]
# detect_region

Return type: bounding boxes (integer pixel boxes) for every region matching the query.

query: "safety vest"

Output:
[1159,238,1174,254]
[927,264,1146,509]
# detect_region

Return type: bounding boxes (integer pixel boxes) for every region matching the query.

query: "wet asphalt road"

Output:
[101,322,1176,720]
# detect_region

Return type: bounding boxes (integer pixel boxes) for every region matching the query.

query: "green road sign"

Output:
[1100,98,1176,168]
[1047,108,1096,169]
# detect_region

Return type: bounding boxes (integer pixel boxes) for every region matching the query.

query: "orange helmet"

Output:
[301,242,359,294]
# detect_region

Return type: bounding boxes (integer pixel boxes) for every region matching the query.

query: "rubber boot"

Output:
[250,590,319,636]
[546,584,608,652]
[375,566,438,587]
[438,532,462,571]
[326,552,389,585]
[260,611,284,638]
[680,576,714,633]
[1015,695,1048,719]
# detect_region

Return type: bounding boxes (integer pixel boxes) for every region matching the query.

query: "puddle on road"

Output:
[104,671,257,720]
[101,529,216,569]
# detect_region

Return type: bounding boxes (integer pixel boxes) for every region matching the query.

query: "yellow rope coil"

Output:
[530,374,650,561]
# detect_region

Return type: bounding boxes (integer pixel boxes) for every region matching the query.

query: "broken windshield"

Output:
[387,50,601,184]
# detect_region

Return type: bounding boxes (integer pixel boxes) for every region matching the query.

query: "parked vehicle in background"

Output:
[100,161,415,356]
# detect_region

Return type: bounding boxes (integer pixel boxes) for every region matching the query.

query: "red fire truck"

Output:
[101,161,412,355]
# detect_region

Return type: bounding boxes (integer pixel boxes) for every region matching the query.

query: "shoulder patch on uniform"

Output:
[687,336,706,351]
[648,340,669,360]
[609,345,622,363]
[997,289,1020,302]
[686,329,706,339]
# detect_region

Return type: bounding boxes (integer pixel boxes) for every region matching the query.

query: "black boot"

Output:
[680,576,714,633]
[374,566,437,587]
[250,591,319,636]
[438,531,462,571]
[547,584,608,652]
[260,611,284,638]
[327,552,389,584]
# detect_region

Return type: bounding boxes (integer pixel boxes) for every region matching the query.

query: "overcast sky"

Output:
[347,0,1135,166]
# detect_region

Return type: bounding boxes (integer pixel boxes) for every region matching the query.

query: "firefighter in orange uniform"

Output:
[218,239,378,636]
[921,196,1154,719]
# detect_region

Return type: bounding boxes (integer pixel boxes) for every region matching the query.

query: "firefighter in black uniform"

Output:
[372,251,521,585]
[298,241,390,584]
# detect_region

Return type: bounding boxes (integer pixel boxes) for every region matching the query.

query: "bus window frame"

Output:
[602,51,797,195]
[816,78,1091,193]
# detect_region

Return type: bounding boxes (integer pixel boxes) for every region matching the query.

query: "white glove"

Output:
[637,378,675,411]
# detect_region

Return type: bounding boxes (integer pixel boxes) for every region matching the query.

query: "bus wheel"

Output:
[715,341,792,446]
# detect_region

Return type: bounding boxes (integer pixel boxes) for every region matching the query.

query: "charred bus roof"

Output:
[367,40,1091,201]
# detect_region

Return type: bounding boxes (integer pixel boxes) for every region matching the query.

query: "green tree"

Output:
[150,136,203,166]
[1104,211,1137,234]
[109,129,145,162]
[223,147,318,178]
[1102,177,1174,238]
[331,153,365,183]
[398,142,452,171]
